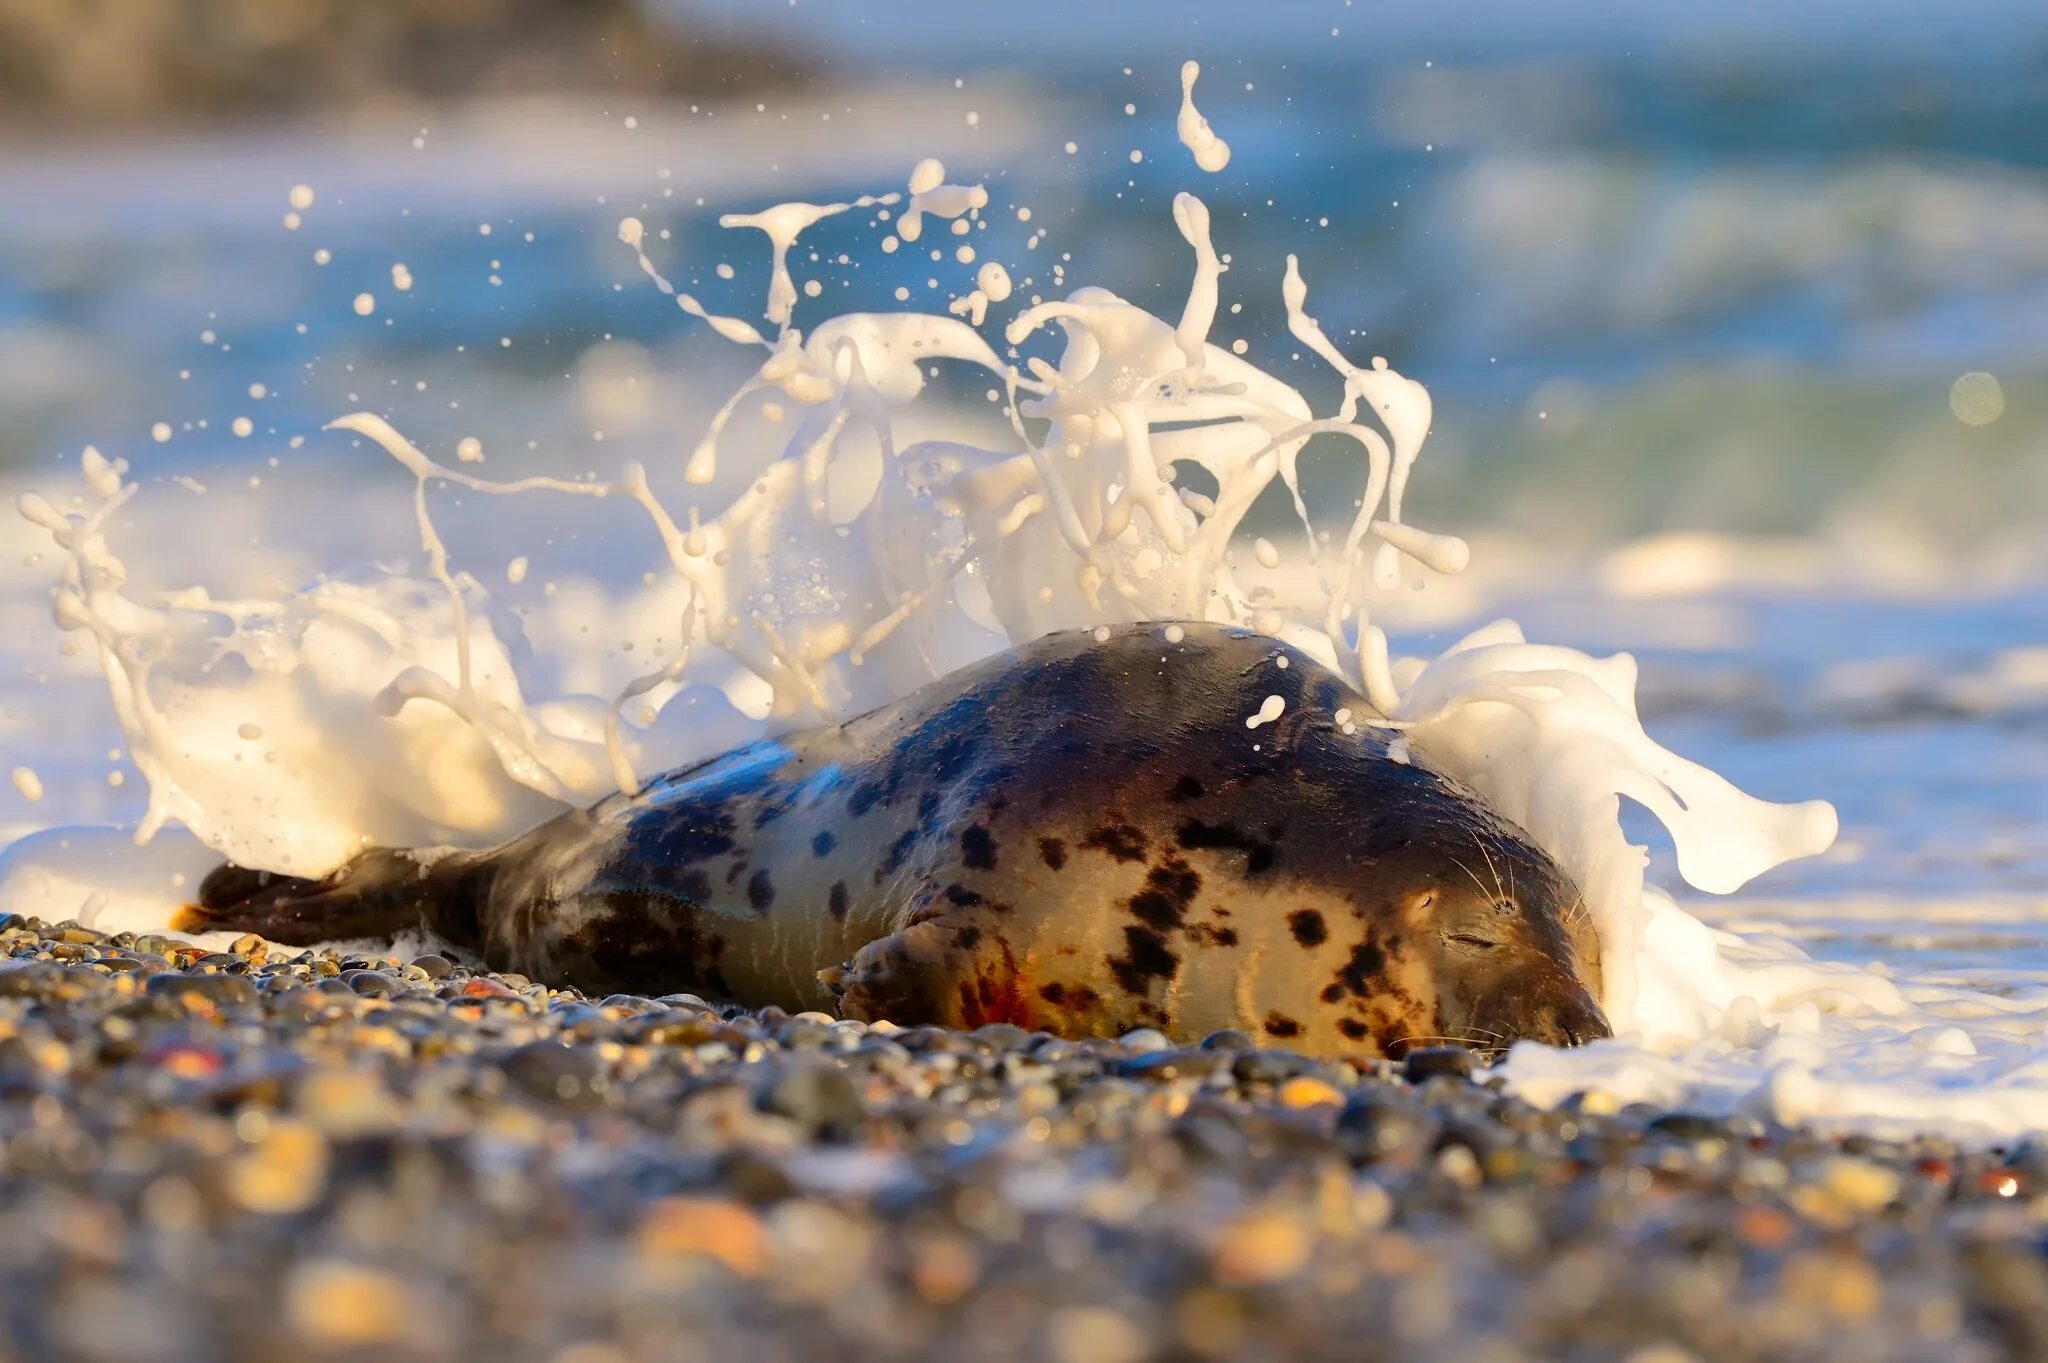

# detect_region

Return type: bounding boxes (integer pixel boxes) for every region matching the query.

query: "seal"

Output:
[179,623,1609,1057]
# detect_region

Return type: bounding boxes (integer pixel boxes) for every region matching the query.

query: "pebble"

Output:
[756,1061,865,1137]
[637,1197,768,1275]
[0,913,2033,1361]
[1277,1075,1345,1109]
[503,1040,609,1108]
[285,1261,417,1348]
[410,953,455,979]
[226,1120,329,1214]
[1402,1045,1476,1083]
[144,971,258,1009]
[1118,1027,1172,1054]
[1823,1155,1903,1212]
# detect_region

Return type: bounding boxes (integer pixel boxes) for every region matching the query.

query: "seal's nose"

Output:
[1533,992,1610,1048]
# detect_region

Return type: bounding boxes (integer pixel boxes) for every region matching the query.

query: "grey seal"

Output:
[180,623,1608,1057]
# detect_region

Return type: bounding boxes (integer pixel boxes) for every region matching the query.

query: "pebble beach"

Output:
[3,914,2045,1363]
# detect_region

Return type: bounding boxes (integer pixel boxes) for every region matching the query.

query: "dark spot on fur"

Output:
[944,884,983,907]
[572,892,729,998]
[1171,774,1204,801]
[955,925,983,951]
[1336,938,1387,997]
[848,781,882,817]
[1039,837,1067,870]
[1337,1018,1369,1042]
[1128,895,1179,932]
[1126,856,1200,932]
[918,790,941,822]
[746,869,775,914]
[914,700,983,788]
[633,808,736,864]
[878,826,920,881]
[1263,1012,1302,1039]
[1288,909,1328,948]
[1083,821,1148,863]
[829,882,849,921]
[1320,983,1344,1004]
[811,830,836,859]
[961,825,997,871]
[1108,925,1179,996]
[1176,819,1277,874]
[1039,981,1101,1010]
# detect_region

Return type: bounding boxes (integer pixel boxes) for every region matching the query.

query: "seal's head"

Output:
[1401,835,1609,1055]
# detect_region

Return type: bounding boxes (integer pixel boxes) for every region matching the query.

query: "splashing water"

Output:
[20,136,2044,1141]
[1176,62,1232,174]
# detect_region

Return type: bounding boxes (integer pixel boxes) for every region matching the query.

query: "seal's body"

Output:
[186,624,1608,1057]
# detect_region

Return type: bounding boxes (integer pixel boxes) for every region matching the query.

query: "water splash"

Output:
[17,152,1835,1054]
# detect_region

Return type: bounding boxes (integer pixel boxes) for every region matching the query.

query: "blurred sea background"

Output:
[1,0,2044,979]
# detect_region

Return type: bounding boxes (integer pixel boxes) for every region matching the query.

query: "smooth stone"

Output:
[1402,1046,1476,1084]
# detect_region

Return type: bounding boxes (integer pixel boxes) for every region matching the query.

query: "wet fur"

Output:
[184,624,1607,1057]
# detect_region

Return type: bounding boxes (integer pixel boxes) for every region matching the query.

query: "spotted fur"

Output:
[181,624,1608,1058]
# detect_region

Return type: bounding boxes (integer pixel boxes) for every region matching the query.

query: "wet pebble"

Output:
[757,1062,866,1138]
[503,1040,609,1108]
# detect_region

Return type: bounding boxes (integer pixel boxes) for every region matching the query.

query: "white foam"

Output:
[1176,62,1232,174]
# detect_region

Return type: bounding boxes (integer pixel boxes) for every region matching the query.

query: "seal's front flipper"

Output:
[822,908,1114,1035]
[174,847,484,947]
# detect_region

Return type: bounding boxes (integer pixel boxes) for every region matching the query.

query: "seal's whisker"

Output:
[1446,854,1495,905]
[1474,837,1509,907]
[1388,1036,1508,1064]
[1391,1031,1507,1050]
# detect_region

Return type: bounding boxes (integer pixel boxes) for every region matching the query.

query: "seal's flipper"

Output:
[823,909,1102,1034]
[175,847,486,947]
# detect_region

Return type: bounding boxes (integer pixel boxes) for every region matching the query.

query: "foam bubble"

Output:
[1177,61,1232,173]
[1245,695,1285,729]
